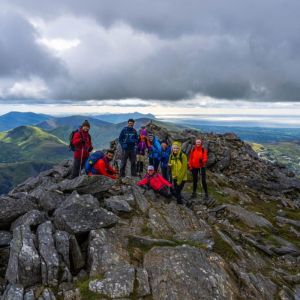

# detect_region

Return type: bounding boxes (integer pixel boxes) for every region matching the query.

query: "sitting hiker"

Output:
[189,138,209,199]
[168,141,188,204]
[136,126,148,175]
[70,120,93,178]
[160,140,171,181]
[87,150,118,179]
[137,165,172,197]
[147,132,162,172]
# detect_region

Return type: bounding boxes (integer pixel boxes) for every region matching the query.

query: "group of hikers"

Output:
[70,119,209,204]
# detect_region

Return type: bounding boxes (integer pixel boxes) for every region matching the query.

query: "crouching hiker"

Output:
[137,165,172,198]
[168,141,188,204]
[86,150,118,179]
[70,120,93,178]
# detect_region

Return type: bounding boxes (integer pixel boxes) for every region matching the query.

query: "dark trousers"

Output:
[191,167,208,195]
[120,149,137,177]
[149,157,160,171]
[71,158,87,178]
[158,186,172,198]
[161,167,170,182]
[172,179,185,204]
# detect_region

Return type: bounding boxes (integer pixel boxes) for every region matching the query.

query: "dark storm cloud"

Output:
[1,0,300,101]
[0,11,66,80]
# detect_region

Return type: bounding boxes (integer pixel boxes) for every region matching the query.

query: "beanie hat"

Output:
[82,120,90,128]
[147,165,154,171]
[172,141,181,148]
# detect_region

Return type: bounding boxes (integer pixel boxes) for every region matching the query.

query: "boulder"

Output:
[104,196,133,214]
[5,225,41,287]
[144,245,238,300]
[55,175,115,195]
[0,196,37,229]
[53,191,118,235]
[136,267,151,297]
[11,210,46,231]
[37,222,60,286]
[1,284,24,300]
[89,263,135,299]
[54,231,70,269]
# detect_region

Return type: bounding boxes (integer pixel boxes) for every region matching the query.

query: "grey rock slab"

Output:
[54,231,70,269]
[225,204,273,228]
[0,196,37,229]
[132,186,150,214]
[89,263,135,299]
[53,191,118,235]
[173,230,214,249]
[104,196,133,214]
[276,216,300,228]
[144,245,238,300]
[1,284,24,300]
[37,288,57,300]
[24,289,35,300]
[55,175,115,194]
[5,225,41,287]
[11,210,46,231]
[30,188,65,212]
[129,235,176,248]
[69,235,85,271]
[136,267,151,297]
[37,221,60,286]
[0,231,12,247]
[87,229,130,277]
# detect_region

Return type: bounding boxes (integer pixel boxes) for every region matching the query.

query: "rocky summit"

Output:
[0,122,300,300]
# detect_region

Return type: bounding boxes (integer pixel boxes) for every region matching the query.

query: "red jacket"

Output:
[89,157,117,179]
[72,129,93,160]
[137,173,172,191]
[189,145,208,169]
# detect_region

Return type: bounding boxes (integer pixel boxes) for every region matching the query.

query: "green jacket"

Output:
[169,149,188,185]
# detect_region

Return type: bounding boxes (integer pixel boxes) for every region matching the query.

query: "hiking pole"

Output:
[79,147,84,176]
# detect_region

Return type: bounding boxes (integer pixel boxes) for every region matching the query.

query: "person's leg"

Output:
[154,158,160,172]
[71,158,81,178]
[191,168,199,197]
[174,180,183,204]
[129,150,137,176]
[161,167,169,181]
[158,186,172,198]
[149,157,154,167]
[120,150,129,177]
[201,167,208,197]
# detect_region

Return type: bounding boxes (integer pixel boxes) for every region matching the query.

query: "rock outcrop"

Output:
[0,122,299,299]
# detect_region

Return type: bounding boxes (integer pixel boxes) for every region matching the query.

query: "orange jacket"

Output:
[189,145,208,169]
[89,158,117,179]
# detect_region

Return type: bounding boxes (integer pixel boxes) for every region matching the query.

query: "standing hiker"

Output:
[147,132,162,172]
[189,138,209,199]
[136,126,148,175]
[70,120,93,178]
[119,119,139,177]
[160,140,171,181]
[168,141,188,204]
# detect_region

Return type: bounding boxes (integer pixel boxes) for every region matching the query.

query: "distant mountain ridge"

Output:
[92,112,156,123]
[0,112,51,131]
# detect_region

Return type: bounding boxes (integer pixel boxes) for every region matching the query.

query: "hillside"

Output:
[0,112,51,131]
[0,122,299,299]
[0,126,71,194]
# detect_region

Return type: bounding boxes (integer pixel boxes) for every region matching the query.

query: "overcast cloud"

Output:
[0,0,300,102]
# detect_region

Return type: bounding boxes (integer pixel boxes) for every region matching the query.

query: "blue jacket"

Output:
[148,136,162,159]
[119,127,138,150]
[161,146,171,169]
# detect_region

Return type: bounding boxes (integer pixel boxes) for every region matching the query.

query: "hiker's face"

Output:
[82,126,90,132]
[161,142,167,150]
[148,135,153,142]
[196,139,202,146]
[148,170,155,175]
[128,121,134,128]
[172,146,179,154]
[106,153,113,161]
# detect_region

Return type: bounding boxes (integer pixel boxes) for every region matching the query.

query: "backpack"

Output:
[85,151,105,174]
[69,127,91,151]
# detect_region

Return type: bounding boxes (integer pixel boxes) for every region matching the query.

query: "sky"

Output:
[0,0,300,124]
